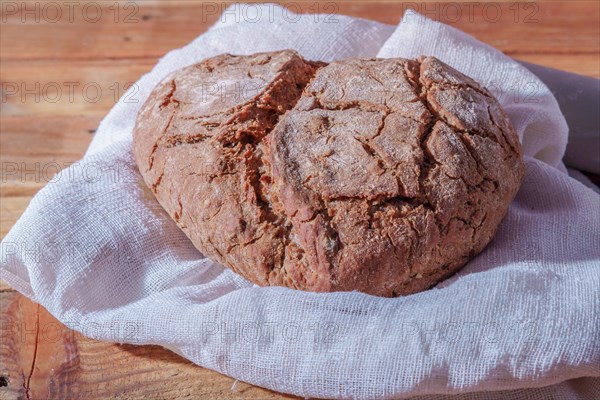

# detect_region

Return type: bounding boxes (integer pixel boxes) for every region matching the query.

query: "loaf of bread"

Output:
[132,50,524,297]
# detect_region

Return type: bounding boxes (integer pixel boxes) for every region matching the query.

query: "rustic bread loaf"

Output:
[132,50,524,297]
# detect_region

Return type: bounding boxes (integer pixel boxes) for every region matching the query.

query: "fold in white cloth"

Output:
[1,5,598,399]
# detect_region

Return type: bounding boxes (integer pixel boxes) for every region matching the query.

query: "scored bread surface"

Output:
[132,50,524,297]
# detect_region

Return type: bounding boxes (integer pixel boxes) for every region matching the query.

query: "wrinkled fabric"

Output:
[1,6,598,400]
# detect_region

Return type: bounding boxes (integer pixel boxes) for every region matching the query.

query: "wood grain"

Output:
[0,59,155,116]
[1,0,598,398]
[0,292,299,399]
[1,1,598,61]
[514,53,600,79]
[0,115,100,202]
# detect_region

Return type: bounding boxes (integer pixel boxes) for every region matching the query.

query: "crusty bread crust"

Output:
[132,50,524,297]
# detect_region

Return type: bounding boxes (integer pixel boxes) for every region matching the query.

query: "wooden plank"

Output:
[0,59,155,117]
[0,291,37,399]
[1,53,597,120]
[0,195,22,290]
[0,194,29,291]
[0,0,213,61]
[0,197,30,239]
[515,53,600,79]
[341,0,600,55]
[0,116,95,164]
[0,1,598,61]
[0,115,96,205]
[0,292,300,399]
[0,48,597,118]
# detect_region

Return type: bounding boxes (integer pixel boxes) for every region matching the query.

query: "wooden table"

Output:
[1,1,598,398]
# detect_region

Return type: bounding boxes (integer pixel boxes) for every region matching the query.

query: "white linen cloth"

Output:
[1,5,599,399]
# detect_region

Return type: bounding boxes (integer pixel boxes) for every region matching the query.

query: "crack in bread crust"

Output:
[132,51,524,297]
